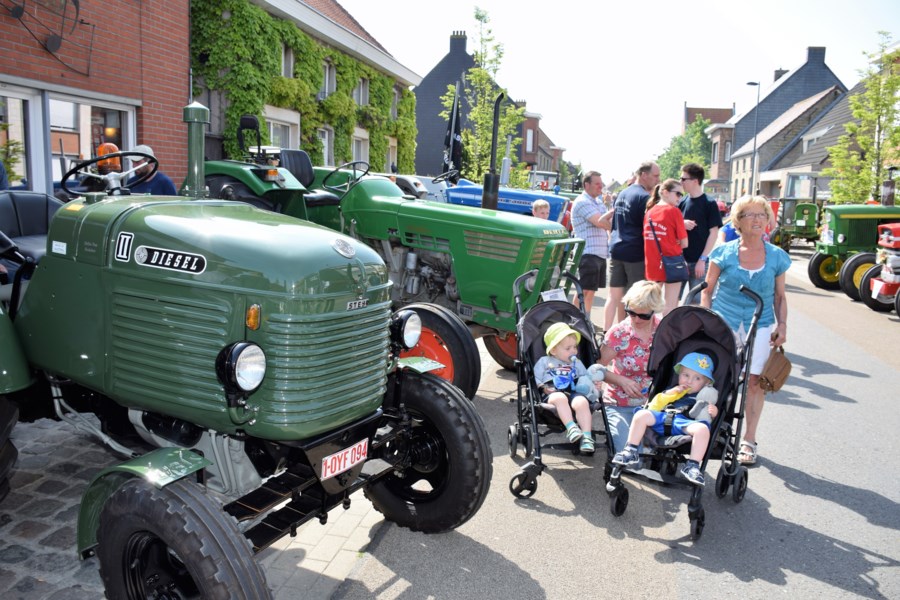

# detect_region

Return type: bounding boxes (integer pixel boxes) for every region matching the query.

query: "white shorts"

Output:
[734,323,774,376]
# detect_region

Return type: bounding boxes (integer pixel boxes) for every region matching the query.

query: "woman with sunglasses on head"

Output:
[597,280,666,460]
[701,195,790,466]
[643,179,689,315]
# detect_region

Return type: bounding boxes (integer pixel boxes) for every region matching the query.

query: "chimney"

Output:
[774,69,788,82]
[807,46,826,64]
[450,31,467,54]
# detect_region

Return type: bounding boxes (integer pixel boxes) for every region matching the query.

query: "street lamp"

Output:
[747,81,761,195]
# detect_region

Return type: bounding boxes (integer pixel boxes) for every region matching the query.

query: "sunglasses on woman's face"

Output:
[624,307,654,320]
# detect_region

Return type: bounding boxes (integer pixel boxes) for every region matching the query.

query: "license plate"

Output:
[796,219,806,226]
[320,439,368,480]
[346,299,368,310]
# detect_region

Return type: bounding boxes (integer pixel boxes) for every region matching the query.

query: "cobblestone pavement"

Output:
[0,418,384,599]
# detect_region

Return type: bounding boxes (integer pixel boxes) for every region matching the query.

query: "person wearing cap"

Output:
[126,144,177,195]
[532,322,601,455]
[611,351,719,485]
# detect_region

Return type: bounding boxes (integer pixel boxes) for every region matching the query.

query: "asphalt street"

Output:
[335,242,900,600]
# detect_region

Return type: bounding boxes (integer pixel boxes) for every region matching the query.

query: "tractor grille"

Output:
[403,231,451,252]
[464,230,521,262]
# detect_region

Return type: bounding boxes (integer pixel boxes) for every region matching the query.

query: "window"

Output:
[391,88,400,120]
[281,45,294,78]
[263,105,299,148]
[319,62,336,99]
[318,127,333,166]
[49,99,77,130]
[802,125,833,153]
[711,141,719,164]
[725,141,732,162]
[526,129,534,153]
[352,127,369,163]
[353,78,369,106]
[385,137,397,172]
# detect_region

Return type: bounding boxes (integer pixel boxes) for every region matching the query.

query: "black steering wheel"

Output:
[322,161,370,194]
[61,151,159,197]
[432,169,459,184]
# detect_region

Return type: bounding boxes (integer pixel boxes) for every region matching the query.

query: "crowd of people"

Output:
[543,160,790,474]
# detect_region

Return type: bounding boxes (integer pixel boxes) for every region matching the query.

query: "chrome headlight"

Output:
[390,310,421,349]
[837,234,846,244]
[217,342,266,395]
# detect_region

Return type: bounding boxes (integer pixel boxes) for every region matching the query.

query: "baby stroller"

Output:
[507,270,607,498]
[603,284,764,541]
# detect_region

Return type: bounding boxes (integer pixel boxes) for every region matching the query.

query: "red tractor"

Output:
[859,222,900,313]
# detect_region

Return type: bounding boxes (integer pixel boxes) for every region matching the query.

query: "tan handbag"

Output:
[759,343,791,392]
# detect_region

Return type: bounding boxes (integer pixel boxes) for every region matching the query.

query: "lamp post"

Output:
[747,81,761,195]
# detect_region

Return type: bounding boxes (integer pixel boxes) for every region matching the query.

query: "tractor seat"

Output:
[0,191,64,262]
[279,149,341,207]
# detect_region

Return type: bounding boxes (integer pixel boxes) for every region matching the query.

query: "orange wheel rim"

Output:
[495,334,517,358]
[399,327,454,382]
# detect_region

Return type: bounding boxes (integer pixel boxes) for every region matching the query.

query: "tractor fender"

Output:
[0,308,34,394]
[76,447,211,558]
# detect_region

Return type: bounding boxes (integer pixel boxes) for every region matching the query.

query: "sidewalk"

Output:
[0,418,385,599]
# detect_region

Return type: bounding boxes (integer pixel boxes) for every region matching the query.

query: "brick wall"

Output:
[0,0,190,182]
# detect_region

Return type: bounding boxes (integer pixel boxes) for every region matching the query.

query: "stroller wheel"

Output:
[732,466,749,503]
[690,508,706,541]
[715,464,731,498]
[509,470,538,498]
[507,424,519,458]
[609,486,629,517]
[523,424,535,458]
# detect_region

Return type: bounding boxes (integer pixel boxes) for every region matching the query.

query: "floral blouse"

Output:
[601,315,659,407]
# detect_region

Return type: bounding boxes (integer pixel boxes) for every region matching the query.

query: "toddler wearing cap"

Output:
[611,352,719,485]
[532,322,605,455]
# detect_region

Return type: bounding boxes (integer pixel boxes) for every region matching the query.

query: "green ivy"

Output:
[190,0,416,171]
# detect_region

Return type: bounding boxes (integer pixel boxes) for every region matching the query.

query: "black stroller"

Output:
[507,270,608,498]
[603,284,764,540]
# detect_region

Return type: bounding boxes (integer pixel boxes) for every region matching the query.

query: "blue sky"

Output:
[338,0,898,182]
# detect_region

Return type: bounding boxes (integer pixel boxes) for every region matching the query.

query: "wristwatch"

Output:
[699,255,708,261]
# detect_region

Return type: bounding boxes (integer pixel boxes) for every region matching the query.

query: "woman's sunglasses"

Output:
[624,306,654,320]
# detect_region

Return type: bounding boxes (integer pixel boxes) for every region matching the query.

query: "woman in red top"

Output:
[643,178,688,314]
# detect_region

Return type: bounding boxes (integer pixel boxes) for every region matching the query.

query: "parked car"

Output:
[444,179,569,222]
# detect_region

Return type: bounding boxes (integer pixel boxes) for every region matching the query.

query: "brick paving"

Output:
[0,418,384,599]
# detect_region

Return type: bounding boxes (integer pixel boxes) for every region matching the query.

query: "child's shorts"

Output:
[541,390,586,408]
[648,411,708,436]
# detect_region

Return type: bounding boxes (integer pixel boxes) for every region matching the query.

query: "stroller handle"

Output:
[738,285,764,321]
[684,280,708,304]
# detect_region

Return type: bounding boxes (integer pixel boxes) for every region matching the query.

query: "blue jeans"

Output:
[680,260,708,304]
[605,405,637,455]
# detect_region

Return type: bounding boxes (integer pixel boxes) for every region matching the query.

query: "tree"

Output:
[439,8,525,182]
[823,32,900,203]
[657,116,712,180]
[0,122,24,182]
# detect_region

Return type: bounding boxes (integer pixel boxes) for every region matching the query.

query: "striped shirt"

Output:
[571,191,610,258]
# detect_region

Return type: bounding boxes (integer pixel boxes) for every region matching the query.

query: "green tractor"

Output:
[770,198,822,252]
[808,203,900,292]
[0,103,492,599]
[204,116,584,374]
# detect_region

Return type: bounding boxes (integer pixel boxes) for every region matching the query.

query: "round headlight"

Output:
[391,310,421,350]
[837,234,846,244]
[235,344,266,392]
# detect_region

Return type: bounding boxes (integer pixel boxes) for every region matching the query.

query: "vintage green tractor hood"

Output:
[14,196,391,438]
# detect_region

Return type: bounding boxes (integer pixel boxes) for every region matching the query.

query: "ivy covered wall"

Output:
[191,0,416,171]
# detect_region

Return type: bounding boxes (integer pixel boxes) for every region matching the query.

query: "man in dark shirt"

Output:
[602,161,660,330]
[127,144,177,195]
[678,163,722,304]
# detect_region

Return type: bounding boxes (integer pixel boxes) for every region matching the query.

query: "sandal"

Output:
[738,440,758,465]
[579,435,595,455]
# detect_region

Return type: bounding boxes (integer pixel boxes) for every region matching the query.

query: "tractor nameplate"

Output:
[134,245,207,274]
[347,299,368,310]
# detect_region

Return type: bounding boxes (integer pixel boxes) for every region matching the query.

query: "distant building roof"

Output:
[300,0,388,53]
[684,105,734,130]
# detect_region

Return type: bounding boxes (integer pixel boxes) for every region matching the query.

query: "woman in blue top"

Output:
[701,195,790,466]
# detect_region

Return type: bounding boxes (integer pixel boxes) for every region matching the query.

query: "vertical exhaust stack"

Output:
[181,101,210,198]
[481,93,504,210]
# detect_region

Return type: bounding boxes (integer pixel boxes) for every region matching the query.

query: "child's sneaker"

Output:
[679,461,705,486]
[565,423,583,443]
[579,435,595,455]
[611,445,640,467]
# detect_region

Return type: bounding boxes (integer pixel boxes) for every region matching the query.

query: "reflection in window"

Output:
[318,127,333,166]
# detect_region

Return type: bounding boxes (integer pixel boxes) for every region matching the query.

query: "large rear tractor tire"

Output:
[838,252,876,301]
[365,372,492,533]
[0,397,18,504]
[858,265,894,312]
[807,252,842,290]
[97,478,271,599]
[484,333,518,371]
[399,303,481,399]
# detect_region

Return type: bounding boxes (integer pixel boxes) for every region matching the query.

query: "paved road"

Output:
[2,242,898,598]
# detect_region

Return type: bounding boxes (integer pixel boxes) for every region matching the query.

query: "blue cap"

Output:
[675,352,715,381]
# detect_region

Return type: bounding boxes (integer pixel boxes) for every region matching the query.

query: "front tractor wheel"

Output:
[0,397,19,503]
[484,333,518,371]
[97,478,271,600]
[807,252,843,290]
[365,372,492,533]
[858,265,894,312]
[838,252,876,301]
[399,303,481,399]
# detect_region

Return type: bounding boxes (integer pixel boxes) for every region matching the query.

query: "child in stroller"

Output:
[533,322,606,455]
[611,352,719,485]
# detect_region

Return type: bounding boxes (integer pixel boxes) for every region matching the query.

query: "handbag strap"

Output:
[648,218,665,255]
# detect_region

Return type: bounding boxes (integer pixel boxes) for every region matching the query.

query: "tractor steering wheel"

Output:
[322,161,370,194]
[61,151,159,197]
[432,169,459,185]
